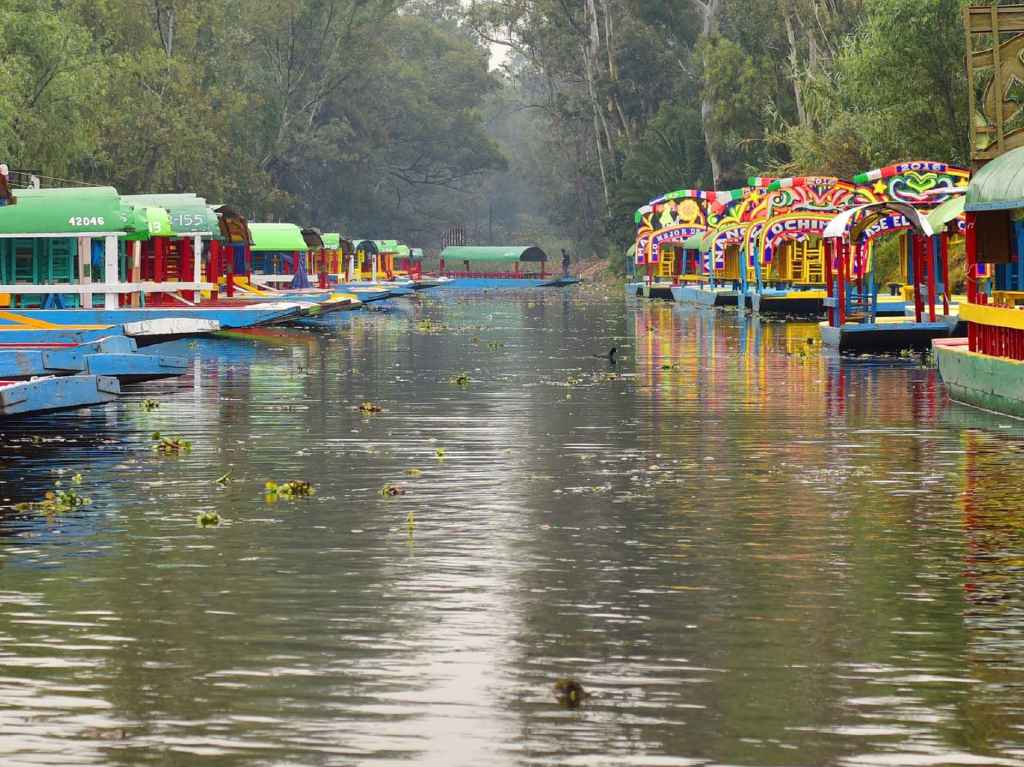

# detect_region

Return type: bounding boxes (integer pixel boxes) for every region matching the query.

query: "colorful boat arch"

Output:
[754,212,834,264]
[740,176,876,223]
[852,162,970,208]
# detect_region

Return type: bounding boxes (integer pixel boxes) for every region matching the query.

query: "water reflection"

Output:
[1,291,1023,766]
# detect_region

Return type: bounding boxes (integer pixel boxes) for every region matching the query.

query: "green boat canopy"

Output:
[1,186,127,236]
[410,247,424,259]
[322,232,341,249]
[927,195,965,231]
[966,146,1024,212]
[120,203,173,241]
[249,223,308,252]
[440,245,547,263]
[122,194,219,236]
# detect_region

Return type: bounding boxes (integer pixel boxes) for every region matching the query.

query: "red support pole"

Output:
[837,238,847,326]
[911,235,923,323]
[825,239,835,326]
[925,235,936,322]
[940,233,950,315]
[319,250,328,289]
[154,238,166,284]
[180,237,195,302]
[208,240,221,286]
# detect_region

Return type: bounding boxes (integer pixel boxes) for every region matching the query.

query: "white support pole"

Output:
[78,237,92,309]
[372,254,378,283]
[193,235,202,285]
[104,235,119,310]
[349,254,355,282]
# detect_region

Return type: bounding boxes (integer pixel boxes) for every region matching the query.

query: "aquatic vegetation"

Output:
[358,401,385,415]
[16,487,91,514]
[140,399,160,412]
[265,480,314,502]
[380,484,406,497]
[71,473,83,484]
[552,678,587,709]
[416,318,446,334]
[487,341,505,350]
[450,373,471,387]
[898,348,917,359]
[435,447,446,460]
[151,432,192,455]
[405,468,423,477]
[196,510,221,528]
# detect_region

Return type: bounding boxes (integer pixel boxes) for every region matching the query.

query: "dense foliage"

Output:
[0,0,977,258]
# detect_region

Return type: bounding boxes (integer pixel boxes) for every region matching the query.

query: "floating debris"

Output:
[140,399,160,412]
[215,471,232,485]
[151,432,192,455]
[265,480,315,502]
[435,447,446,459]
[450,373,471,387]
[405,468,423,477]
[196,510,221,528]
[358,401,384,415]
[553,678,587,709]
[380,484,406,497]
[487,341,505,350]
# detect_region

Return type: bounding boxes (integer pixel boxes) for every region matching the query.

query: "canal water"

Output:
[2,289,1024,767]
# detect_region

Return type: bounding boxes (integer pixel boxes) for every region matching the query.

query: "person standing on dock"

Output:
[561,248,571,276]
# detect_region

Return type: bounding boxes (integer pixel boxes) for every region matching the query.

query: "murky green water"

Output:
[2,290,1024,766]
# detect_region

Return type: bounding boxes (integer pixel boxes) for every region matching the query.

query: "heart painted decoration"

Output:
[903,171,939,195]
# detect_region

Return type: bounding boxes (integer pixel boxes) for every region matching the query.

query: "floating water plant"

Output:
[196,510,221,528]
[450,373,471,387]
[405,468,423,477]
[435,447,446,459]
[17,487,91,514]
[141,399,160,412]
[71,473,83,484]
[264,480,314,502]
[416,318,446,334]
[151,432,192,455]
[358,401,384,415]
[552,678,587,709]
[380,484,406,497]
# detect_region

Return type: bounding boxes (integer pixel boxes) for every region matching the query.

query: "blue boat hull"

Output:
[439,277,579,289]
[2,306,302,331]
[819,318,960,355]
[0,335,187,383]
[0,375,120,416]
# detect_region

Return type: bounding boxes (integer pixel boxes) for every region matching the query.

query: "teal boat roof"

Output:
[966,146,1024,212]
[249,223,308,252]
[0,186,128,236]
[440,245,547,262]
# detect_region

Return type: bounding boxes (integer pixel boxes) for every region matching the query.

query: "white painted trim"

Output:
[0,232,122,239]
[0,281,214,295]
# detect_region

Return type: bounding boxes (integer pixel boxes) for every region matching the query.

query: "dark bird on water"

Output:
[553,677,588,709]
[592,347,617,364]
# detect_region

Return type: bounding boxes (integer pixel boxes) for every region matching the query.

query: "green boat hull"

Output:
[934,339,1024,419]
